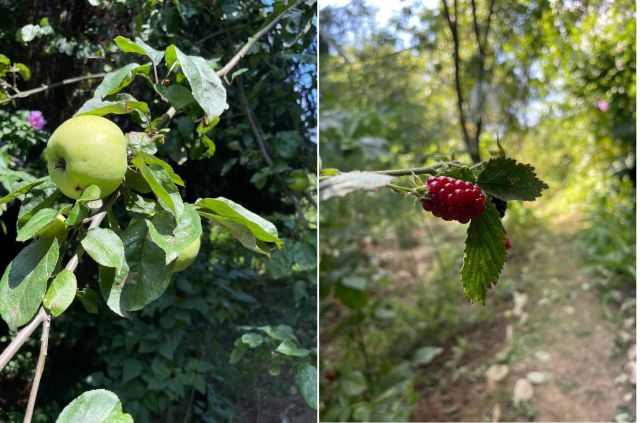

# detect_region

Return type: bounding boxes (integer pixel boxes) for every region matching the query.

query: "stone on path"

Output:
[513,378,534,405]
[486,364,509,391]
[527,371,551,384]
[491,404,501,422]
[513,292,528,316]
[534,351,550,363]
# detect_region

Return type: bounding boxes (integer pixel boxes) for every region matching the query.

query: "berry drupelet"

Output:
[420,176,486,224]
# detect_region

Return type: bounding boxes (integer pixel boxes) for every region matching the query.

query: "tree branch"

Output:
[158,0,301,125]
[441,0,477,162]
[0,192,118,423]
[22,312,50,423]
[216,0,301,78]
[0,308,47,371]
[0,73,106,106]
[375,164,446,176]
[470,0,484,54]
[483,0,496,51]
[236,80,309,217]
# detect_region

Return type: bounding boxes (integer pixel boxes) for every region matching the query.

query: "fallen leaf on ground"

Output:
[527,371,551,384]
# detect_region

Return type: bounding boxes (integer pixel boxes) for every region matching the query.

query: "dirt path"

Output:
[410,228,636,422]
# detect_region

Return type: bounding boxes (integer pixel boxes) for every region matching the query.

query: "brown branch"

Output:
[216,0,302,78]
[471,0,497,154]
[22,312,50,423]
[0,192,117,423]
[375,164,446,177]
[236,80,309,217]
[159,0,301,125]
[0,73,106,106]
[470,0,484,54]
[483,0,496,51]
[0,308,47,371]
[441,0,477,162]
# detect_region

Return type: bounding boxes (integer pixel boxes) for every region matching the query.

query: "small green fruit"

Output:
[286,170,309,192]
[37,214,66,239]
[47,115,127,199]
[173,238,201,272]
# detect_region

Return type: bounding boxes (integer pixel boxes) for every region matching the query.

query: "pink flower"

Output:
[597,101,609,112]
[27,110,47,130]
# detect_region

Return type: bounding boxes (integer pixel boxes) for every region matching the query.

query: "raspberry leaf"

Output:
[460,200,506,304]
[477,157,548,201]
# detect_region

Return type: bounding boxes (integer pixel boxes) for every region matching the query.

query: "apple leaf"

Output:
[0,176,48,207]
[76,287,98,314]
[125,132,159,155]
[195,197,281,247]
[55,389,133,423]
[98,263,130,317]
[65,203,88,227]
[75,93,150,123]
[138,152,185,187]
[43,269,77,317]
[0,237,59,330]
[93,63,140,99]
[114,36,146,55]
[123,189,156,217]
[146,204,202,264]
[17,179,60,230]
[77,185,102,202]
[154,84,195,110]
[169,46,227,119]
[81,228,125,273]
[16,208,59,242]
[296,364,318,410]
[131,154,183,216]
[114,36,164,65]
[199,212,270,256]
[276,339,311,357]
[99,219,174,314]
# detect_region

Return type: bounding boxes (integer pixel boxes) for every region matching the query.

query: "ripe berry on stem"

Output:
[420,176,486,224]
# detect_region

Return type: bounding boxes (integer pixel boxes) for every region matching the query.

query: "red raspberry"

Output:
[420,176,486,223]
[505,237,512,250]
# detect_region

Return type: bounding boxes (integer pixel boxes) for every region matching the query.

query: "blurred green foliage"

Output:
[0,0,317,421]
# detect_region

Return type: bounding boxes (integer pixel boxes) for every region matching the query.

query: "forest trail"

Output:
[409,223,636,422]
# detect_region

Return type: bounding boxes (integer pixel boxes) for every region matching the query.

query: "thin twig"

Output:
[236,79,307,217]
[470,0,484,53]
[216,0,301,77]
[0,73,106,105]
[158,0,301,125]
[376,164,445,177]
[0,192,118,423]
[0,308,47,371]
[441,0,476,161]
[22,313,51,423]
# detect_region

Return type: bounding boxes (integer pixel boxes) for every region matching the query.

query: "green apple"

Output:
[47,115,127,199]
[286,170,310,192]
[37,214,66,239]
[172,238,201,272]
